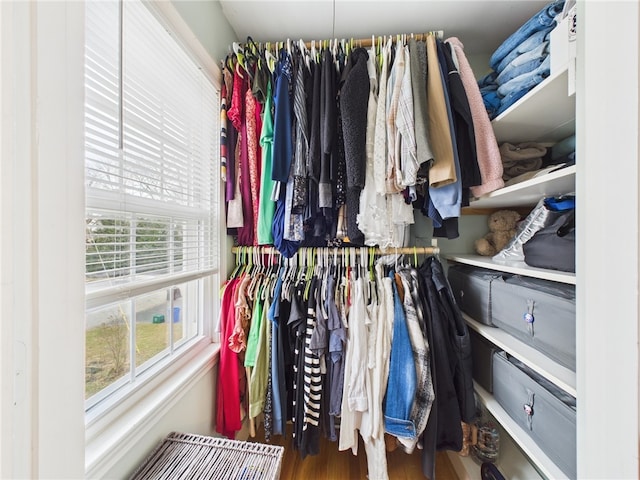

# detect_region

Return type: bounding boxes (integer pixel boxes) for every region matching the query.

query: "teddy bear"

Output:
[474,210,521,257]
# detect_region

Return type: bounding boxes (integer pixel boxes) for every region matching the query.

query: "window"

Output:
[84,0,219,409]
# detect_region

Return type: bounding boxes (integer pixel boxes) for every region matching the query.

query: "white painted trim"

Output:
[86,268,219,310]
[0,2,36,477]
[144,0,222,89]
[577,1,640,478]
[1,1,87,477]
[85,343,220,478]
[35,2,87,477]
[85,336,213,424]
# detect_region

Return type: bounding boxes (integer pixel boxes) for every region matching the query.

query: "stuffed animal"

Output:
[475,210,521,257]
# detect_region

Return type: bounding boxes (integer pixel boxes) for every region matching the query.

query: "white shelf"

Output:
[447,428,544,480]
[447,254,576,285]
[469,165,575,209]
[465,314,576,396]
[474,383,570,480]
[492,67,576,143]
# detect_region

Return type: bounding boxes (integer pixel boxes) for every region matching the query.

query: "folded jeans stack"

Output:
[478,0,565,119]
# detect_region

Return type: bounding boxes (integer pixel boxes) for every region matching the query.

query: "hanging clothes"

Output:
[440,41,481,206]
[224,34,491,248]
[216,277,245,439]
[446,37,504,197]
[340,47,369,245]
[430,38,463,240]
[257,81,277,245]
[217,246,475,480]
[418,255,475,480]
[271,50,301,258]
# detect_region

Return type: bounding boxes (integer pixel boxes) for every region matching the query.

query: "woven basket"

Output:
[129,432,284,480]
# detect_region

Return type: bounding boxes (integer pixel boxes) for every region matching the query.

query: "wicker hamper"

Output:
[129,432,284,480]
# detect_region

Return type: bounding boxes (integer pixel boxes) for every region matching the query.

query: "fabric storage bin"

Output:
[469,328,498,393]
[490,275,576,371]
[447,264,503,326]
[492,351,576,479]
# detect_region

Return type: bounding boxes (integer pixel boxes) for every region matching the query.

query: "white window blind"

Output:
[84,0,219,406]
[85,0,218,292]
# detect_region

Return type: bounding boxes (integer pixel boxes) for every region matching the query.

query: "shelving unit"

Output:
[473,383,570,480]
[447,253,576,285]
[491,67,575,144]
[465,314,576,396]
[447,53,577,480]
[469,165,575,209]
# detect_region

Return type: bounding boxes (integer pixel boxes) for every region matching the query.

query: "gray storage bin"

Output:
[493,351,576,479]
[469,328,497,393]
[448,265,502,326]
[491,275,576,371]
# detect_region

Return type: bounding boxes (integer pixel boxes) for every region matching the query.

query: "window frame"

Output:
[83,0,223,420]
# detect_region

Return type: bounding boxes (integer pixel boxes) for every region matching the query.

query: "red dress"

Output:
[215,278,244,438]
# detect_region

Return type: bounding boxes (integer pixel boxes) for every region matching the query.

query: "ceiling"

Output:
[219,0,551,56]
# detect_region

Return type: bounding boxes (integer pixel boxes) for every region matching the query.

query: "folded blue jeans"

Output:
[495,26,554,74]
[498,54,551,98]
[496,41,549,85]
[489,0,565,70]
[496,56,551,116]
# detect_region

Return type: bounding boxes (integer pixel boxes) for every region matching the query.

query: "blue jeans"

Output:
[482,89,501,119]
[496,26,554,73]
[384,271,417,439]
[496,56,551,116]
[496,41,549,85]
[489,0,565,70]
[478,71,498,89]
[498,54,551,97]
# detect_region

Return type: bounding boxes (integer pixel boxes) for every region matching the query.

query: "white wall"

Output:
[171,0,238,62]
[102,367,219,479]
[1,2,86,478]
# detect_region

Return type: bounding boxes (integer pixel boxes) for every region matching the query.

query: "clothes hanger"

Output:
[264,48,277,73]
[229,247,241,279]
[298,39,311,71]
[281,255,292,302]
[303,248,315,301]
[232,42,247,78]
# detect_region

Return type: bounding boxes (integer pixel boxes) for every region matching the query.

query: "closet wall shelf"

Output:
[446,254,576,285]
[446,425,544,480]
[465,314,576,396]
[469,165,576,209]
[474,382,568,480]
[492,67,576,143]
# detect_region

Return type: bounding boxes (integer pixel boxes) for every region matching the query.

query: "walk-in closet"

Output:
[1,1,638,479]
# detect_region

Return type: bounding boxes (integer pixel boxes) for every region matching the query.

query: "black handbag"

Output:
[523,209,575,272]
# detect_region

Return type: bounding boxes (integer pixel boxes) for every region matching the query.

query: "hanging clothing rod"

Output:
[229,31,444,55]
[231,245,439,256]
[300,31,444,49]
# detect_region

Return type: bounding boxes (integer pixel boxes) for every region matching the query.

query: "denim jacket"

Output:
[383,270,417,439]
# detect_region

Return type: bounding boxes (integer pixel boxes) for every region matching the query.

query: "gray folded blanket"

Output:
[500,142,547,180]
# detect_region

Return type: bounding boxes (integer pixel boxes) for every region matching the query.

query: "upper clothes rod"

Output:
[231,31,444,53]
[230,245,440,256]
[300,31,444,49]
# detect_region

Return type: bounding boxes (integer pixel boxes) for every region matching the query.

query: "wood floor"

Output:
[250,425,459,480]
